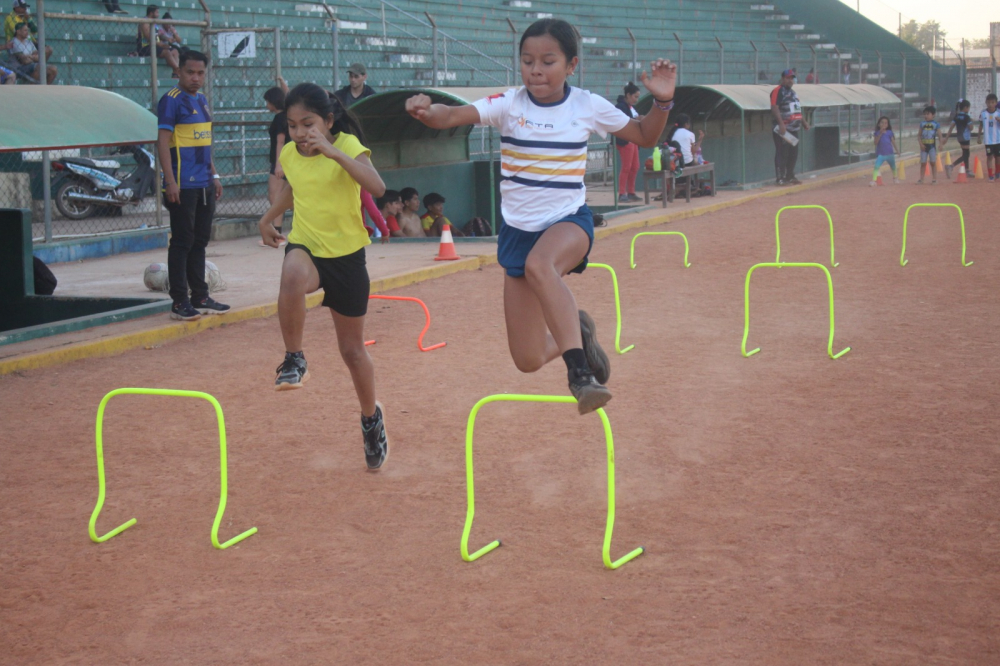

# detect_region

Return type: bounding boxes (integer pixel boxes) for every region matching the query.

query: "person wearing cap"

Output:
[333,63,376,108]
[770,68,808,186]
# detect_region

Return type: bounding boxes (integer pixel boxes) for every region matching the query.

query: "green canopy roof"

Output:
[0,87,157,153]
[637,83,902,118]
[351,87,509,144]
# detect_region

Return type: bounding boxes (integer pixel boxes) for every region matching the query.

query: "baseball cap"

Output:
[781,69,796,78]
[347,63,367,76]
[13,0,29,9]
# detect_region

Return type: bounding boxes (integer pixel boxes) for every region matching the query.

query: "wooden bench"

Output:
[642,163,717,207]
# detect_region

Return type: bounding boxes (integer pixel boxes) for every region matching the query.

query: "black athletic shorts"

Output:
[285,244,369,317]
[986,144,1000,158]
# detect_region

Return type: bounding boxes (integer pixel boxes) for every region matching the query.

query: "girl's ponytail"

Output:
[328,92,367,144]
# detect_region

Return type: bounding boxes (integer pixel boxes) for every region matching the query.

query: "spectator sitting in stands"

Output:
[396,187,426,237]
[137,5,179,78]
[5,0,49,58]
[157,12,183,51]
[376,190,406,238]
[0,63,15,85]
[805,68,817,84]
[104,1,128,15]
[333,62,376,108]
[10,21,55,83]
[420,192,464,237]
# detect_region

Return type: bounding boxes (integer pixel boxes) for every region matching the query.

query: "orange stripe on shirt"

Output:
[501,149,586,163]
[501,162,587,177]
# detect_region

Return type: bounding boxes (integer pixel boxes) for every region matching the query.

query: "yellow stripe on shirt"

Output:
[501,162,587,177]
[169,122,213,148]
[501,149,586,163]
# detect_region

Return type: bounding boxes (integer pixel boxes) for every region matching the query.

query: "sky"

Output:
[838,0,990,43]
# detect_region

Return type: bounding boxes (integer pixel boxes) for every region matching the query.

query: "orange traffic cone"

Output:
[876,175,884,186]
[955,164,968,183]
[924,162,932,179]
[934,151,944,174]
[897,160,906,181]
[974,156,984,179]
[433,224,461,261]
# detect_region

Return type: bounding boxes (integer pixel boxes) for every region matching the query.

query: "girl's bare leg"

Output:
[331,310,377,417]
[278,249,320,352]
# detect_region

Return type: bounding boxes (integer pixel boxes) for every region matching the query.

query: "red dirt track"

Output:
[2,178,998,663]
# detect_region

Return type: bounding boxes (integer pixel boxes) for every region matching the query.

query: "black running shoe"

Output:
[569,367,612,415]
[579,310,610,385]
[193,296,231,315]
[274,353,308,390]
[362,401,389,470]
[170,300,202,321]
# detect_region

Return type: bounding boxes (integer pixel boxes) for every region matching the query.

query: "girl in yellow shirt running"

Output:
[258,83,390,471]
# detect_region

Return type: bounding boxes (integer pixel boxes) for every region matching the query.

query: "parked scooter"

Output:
[52,144,157,220]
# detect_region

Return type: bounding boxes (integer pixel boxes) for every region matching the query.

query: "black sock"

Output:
[361,405,380,427]
[562,348,589,375]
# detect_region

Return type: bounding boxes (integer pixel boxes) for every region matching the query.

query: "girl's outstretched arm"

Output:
[405,95,482,129]
[612,59,678,148]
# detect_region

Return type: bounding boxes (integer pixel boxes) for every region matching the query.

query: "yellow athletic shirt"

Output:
[280,132,371,258]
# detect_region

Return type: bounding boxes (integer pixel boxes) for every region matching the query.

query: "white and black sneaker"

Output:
[275,352,308,390]
[579,310,610,385]
[362,401,389,471]
[568,367,612,415]
[193,296,231,315]
[170,300,202,321]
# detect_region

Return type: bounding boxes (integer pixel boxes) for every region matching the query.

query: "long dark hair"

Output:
[623,81,640,96]
[874,115,892,133]
[665,113,691,142]
[520,18,579,61]
[264,86,286,110]
[284,82,365,143]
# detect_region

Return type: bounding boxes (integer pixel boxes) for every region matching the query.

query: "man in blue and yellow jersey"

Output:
[157,49,230,321]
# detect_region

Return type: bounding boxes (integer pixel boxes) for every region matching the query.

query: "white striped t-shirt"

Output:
[981,108,1000,145]
[473,85,630,232]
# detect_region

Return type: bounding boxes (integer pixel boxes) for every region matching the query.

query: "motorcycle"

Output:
[52,144,157,220]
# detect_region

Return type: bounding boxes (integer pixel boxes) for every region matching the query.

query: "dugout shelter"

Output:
[350,87,508,233]
[0,87,170,347]
[637,83,902,187]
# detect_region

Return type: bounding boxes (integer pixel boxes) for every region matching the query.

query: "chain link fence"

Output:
[8,0,966,241]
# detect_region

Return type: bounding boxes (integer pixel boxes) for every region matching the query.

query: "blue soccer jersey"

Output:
[981,109,1000,145]
[157,86,213,189]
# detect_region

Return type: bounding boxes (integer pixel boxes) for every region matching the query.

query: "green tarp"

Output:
[0,87,157,152]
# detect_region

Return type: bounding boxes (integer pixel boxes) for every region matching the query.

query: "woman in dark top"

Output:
[614,82,642,202]
[262,79,289,243]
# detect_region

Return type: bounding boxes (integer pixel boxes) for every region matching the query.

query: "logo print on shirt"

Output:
[517,115,554,129]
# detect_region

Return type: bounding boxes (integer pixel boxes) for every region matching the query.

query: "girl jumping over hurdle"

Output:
[406,18,676,414]
[258,83,390,470]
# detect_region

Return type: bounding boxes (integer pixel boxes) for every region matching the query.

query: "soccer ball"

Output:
[143,261,226,293]
[143,262,169,292]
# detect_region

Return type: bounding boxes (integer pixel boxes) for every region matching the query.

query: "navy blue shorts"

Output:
[498,205,595,278]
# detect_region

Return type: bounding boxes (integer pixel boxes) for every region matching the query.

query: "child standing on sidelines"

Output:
[257,83,390,470]
[405,18,676,414]
[942,99,972,178]
[870,115,898,186]
[916,105,941,185]
[978,93,1000,182]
